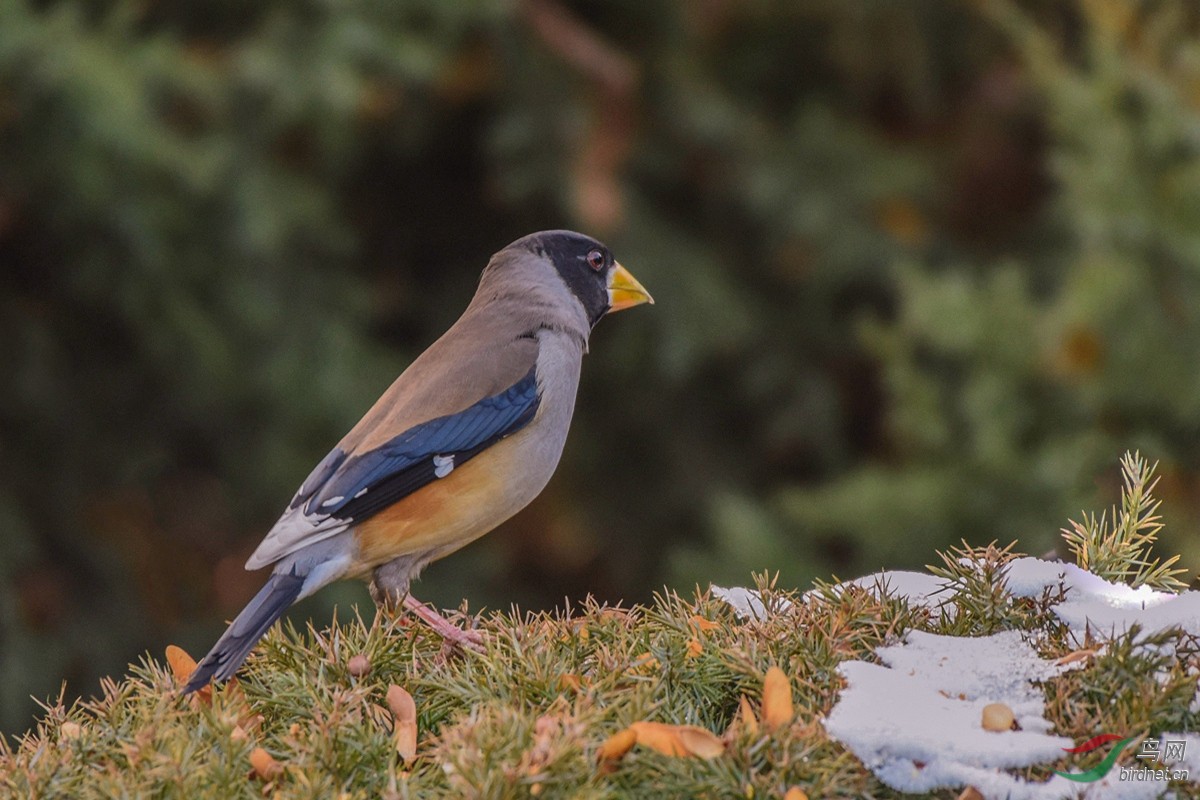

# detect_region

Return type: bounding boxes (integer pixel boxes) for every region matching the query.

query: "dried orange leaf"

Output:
[165,644,210,703]
[686,638,703,658]
[675,725,725,759]
[387,685,418,764]
[1055,648,1100,666]
[386,685,416,724]
[249,747,282,780]
[689,614,720,632]
[165,645,197,683]
[557,674,582,692]
[597,727,637,762]
[738,695,759,736]
[784,788,809,800]
[395,721,417,764]
[630,722,723,759]
[762,666,794,731]
[230,725,248,743]
[957,788,984,800]
[630,721,688,757]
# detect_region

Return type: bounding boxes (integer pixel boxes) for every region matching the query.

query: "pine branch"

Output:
[1061,452,1188,591]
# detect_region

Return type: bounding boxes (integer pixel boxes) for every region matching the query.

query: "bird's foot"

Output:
[401,594,485,652]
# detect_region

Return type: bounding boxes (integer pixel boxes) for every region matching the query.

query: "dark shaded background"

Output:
[5,0,1200,734]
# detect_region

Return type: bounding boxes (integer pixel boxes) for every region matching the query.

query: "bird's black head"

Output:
[518,230,617,325]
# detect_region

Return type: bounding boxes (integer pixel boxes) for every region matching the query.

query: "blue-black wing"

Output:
[290,366,540,525]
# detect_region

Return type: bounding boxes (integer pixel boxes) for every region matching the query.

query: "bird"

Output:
[182,230,653,693]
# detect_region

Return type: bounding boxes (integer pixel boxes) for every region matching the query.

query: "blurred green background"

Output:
[5,0,1200,734]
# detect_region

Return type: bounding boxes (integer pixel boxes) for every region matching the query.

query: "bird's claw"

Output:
[401,593,485,652]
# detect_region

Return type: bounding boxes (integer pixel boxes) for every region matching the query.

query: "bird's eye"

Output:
[586,249,605,271]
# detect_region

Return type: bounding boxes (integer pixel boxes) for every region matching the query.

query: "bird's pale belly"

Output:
[349,426,552,573]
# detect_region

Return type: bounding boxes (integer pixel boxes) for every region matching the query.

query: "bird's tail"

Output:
[182,568,304,694]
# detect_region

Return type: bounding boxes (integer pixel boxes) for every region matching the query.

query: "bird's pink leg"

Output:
[402,594,485,651]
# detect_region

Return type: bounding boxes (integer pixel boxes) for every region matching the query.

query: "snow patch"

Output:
[833,570,953,609]
[712,571,947,620]
[709,585,782,619]
[715,559,1200,797]
[1006,557,1197,637]
[825,630,1083,798]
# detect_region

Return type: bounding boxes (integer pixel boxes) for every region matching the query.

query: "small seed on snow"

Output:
[981,702,1016,732]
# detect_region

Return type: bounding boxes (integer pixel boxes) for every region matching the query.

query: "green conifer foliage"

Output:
[4,0,1200,737]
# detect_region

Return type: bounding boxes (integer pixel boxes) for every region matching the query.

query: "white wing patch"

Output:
[433,454,455,478]
[245,502,351,571]
[248,451,457,571]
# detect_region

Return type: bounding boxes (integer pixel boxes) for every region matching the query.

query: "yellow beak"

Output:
[607,263,654,313]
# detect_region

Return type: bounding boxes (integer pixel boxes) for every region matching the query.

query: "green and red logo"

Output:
[1055,733,1136,783]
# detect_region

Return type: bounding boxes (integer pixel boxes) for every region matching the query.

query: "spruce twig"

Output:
[1061,452,1187,591]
